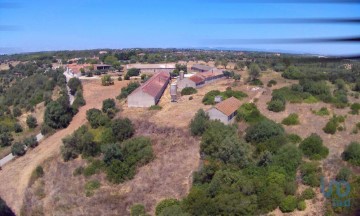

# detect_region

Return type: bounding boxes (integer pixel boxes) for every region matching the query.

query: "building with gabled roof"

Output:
[176,70,224,90]
[127,71,170,107]
[191,64,214,73]
[207,97,242,125]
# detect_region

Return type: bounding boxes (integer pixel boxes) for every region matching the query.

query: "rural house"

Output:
[127,71,170,107]
[207,97,242,125]
[126,63,176,74]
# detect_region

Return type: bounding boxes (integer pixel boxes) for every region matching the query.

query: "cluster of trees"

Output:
[299,134,329,160]
[11,135,38,156]
[181,87,197,96]
[267,92,286,112]
[171,64,187,77]
[282,113,300,126]
[202,88,247,105]
[342,142,360,166]
[179,111,326,215]
[62,109,154,184]
[236,103,265,124]
[125,68,141,80]
[323,115,346,135]
[223,70,241,81]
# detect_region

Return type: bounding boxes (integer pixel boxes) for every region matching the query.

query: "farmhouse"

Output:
[176,70,224,90]
[191,64,214,73]
[128,71,170,107]
[95,64,111,70]
[207,97,241,125]
[66,63,91,77]
[127,63,176,74]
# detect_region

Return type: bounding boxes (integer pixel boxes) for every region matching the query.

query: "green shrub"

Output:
[267,99,285,112]
[279,195,297,213]
[323,120,337,134]
[304,95,319,104]
[236,103,265,123]
[299,133,329,160]
[350,103,360,115]
[300,162,322,187]
[314,107,330,116]
[190,109,209,136]
[149,105,162,110]
[301,188,316,200]
[11,142,26,156]
[342,142,360,166]
[73,166,84,176]
[155,199,180,216]
[13,107,22,117]
[245,119,285,144]
[83,160,106,177]
[287,134,302,144]
[14,123,23,133]
[336,167,352,181]
[130,204,148,216]
[282,113,300,125]
[86,108,110,129]
[26,115,38,129]
[181,87,197,96]
[267,80,277,87]
[202,89,247,105]
[102,98,116,113]
[297,200,306,211]
[41,124,55,135]
[111,118,134,142]
[23,135,38,148]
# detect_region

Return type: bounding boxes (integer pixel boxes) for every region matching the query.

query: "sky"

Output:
[0,0,359,55]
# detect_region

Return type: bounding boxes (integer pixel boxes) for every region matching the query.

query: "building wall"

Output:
[207,108,236,125]
[177,78,196,90]
[128,91,155,108]
[140,68,174,74]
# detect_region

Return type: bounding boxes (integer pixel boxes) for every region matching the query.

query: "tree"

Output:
[101,75,114,86]
[130,204,148,216]
[102,144,123,165]
[67,78,82,95]
[102,98,116,113]
[181,87,197,96]
[156,199,180,216]
[190,109,209,136]
[249,63,261,81]
[127,68,141,77]
[86,108,109,129]
[11,142,26,156]
[44,101,72,129]
[299,133,329,160]
[245,120,285,143]
[23,135,38,148]
[14,123,23,133]
[342,142,360,166]
[118,82,140,99]
[279,196,297,213]
[12,107,22,117]
[111,118,134,142]
[267,100,285,112]
[0,132,14,147]
[26,115,38,128]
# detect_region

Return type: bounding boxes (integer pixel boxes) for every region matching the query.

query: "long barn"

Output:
[127,72,170,107]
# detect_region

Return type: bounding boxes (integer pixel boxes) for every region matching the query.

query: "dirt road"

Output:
[0,79,128,215]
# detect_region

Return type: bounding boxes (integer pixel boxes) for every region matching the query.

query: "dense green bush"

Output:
[314,107,330,116]
[111,118,134,142]
[267,79,277,87]
[236,103,265,123]
[117,82,140,99]
[155,199,180,216]
[297,200,306,211]
[282,113,300,125]
[181,87,197,96]
[86,109,110,129]
[323,115,346,134]
[190,109,209,136]
[12,107,22,117]
[282,66,303,80]
[268,99,286,112]
[26,115,37,129]
[300,162,322,187]
[14,123,23,133]
[0,129,14,147]
[279,195,297,213]
[127,68,141,77]
[84,180,101,197]
[11,142,26,156]
[350,103,360,115]
[299,133,329,160]
[24,135,38,148]
[301,188,316,200]
[130,204,148,216]
[342,142,360,166]
[68,77,82,95]
[44,100,73,129]
[287,134,302,144]
[102,98,116,113]
[245,120,285,144]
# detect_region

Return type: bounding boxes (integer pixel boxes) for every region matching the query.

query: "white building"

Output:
[207,97,242,125]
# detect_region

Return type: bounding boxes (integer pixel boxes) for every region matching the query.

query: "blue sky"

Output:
[0,0,359,55]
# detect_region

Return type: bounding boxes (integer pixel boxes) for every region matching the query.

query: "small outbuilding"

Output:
[207,97,242,125]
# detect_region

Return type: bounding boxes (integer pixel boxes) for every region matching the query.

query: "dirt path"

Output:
[0,80,128,215]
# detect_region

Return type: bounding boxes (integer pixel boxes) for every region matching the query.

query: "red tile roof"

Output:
[214,97,242,116]
[131,72,170,97]
[189,75,205,84]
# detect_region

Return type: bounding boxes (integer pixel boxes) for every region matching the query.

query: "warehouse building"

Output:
[191,64,214,73]
[207,97,241,125]
[127,71,170,107]
[126,63,176,74]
